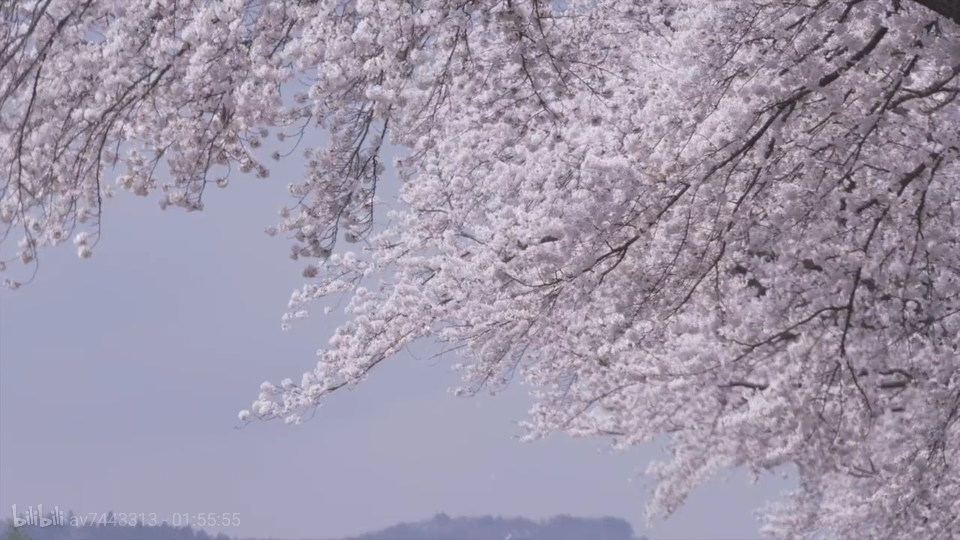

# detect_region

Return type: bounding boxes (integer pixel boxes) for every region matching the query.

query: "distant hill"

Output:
[346,513,639,540]
[4,513,644,540]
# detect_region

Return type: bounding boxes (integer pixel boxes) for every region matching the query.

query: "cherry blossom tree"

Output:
[3,0,960,537]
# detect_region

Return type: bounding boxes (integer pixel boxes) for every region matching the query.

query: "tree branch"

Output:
[908,0,960,25]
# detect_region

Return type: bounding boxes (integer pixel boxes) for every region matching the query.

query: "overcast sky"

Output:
[0,139,791,540]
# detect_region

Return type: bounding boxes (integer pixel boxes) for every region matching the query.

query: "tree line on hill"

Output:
[4,512,645,540]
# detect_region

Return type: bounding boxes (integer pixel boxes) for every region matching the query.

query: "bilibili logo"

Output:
[10,506,64,528]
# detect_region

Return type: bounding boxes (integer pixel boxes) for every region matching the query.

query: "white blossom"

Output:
[4,0,960,537]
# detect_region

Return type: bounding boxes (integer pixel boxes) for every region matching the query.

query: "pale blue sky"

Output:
[0,141,790,540]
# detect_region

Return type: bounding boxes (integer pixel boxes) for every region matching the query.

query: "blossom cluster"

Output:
[3,0,960,537]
